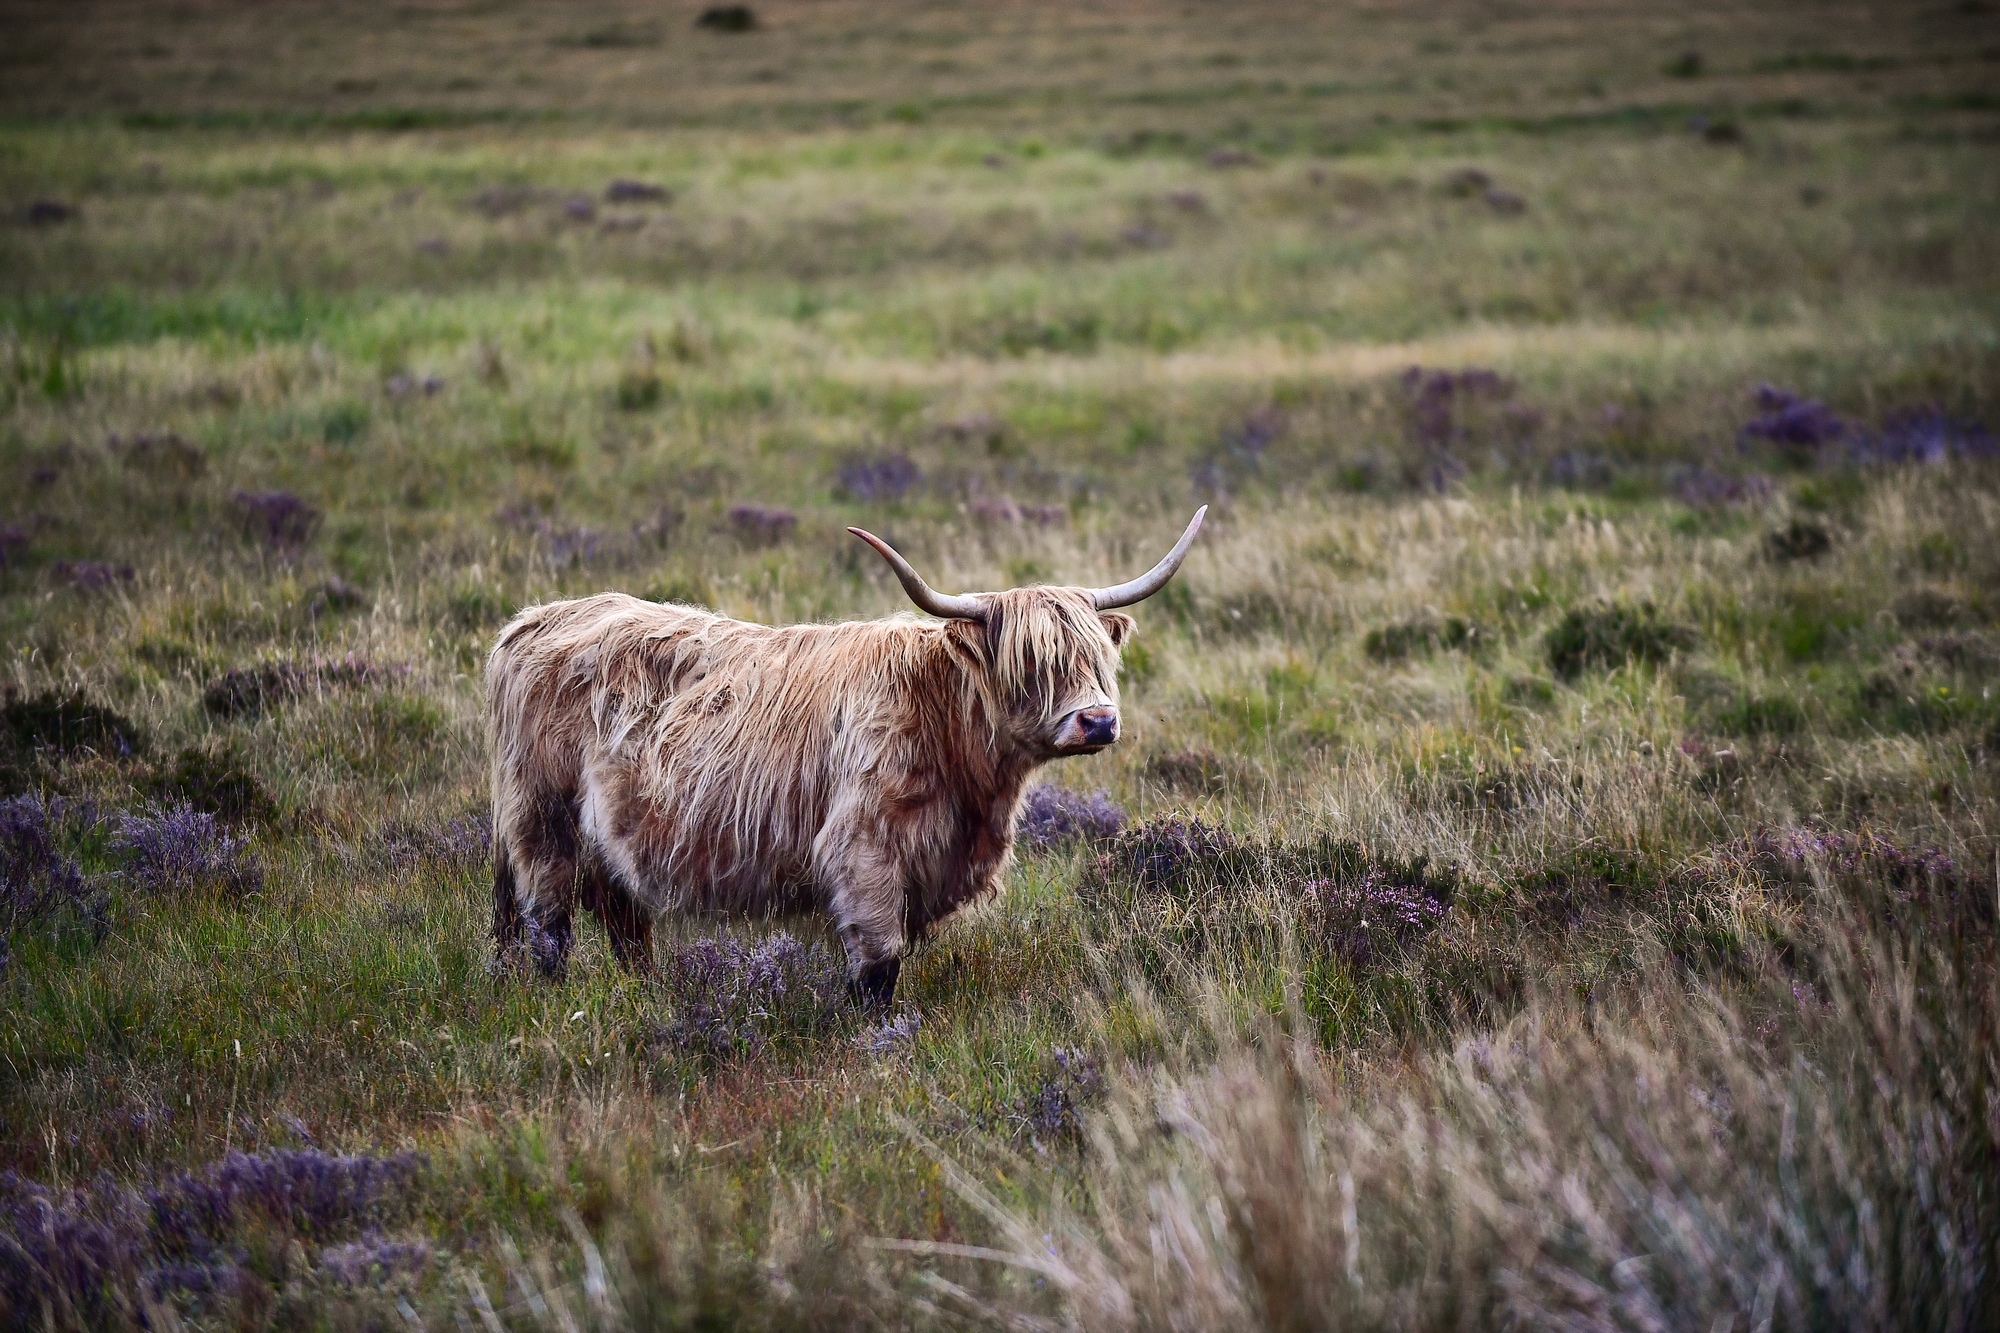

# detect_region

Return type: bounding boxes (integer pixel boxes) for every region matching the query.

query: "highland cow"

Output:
[485,510,1204,1003]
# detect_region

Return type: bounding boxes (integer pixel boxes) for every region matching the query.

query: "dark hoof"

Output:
[850,956,902,1008]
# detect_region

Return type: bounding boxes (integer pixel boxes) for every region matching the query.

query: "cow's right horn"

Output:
[848,527,987,621]
[1089,507,1207,609]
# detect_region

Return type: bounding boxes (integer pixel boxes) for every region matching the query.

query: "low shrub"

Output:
[1,689,146,762]
[375,808,491,871]
[0,793,101,939]
[834,451,922,502]
[142,744,274,823]
[649,932,848,1061]
[0,1147,425,1326]
[856,1011,922,1056]
[694,4,757,32]
[615,367,664,410]
[1742,383,1845,459]
[1007,1046,1106,1152]
[1363,614,1486,661]
[230,490,320,552]
[113,804,262,898]
[1017,785,1126,849]
[203,656,402,719]
[727,503,796,545]
[1086,815,1242,897]
[1512,843,1662,927]
[0,690,147,793]
[1300,869,1450,967]
[1545,603,1696,677]
[1765,518,1832,561]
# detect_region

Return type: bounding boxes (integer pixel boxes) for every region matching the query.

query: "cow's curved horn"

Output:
[847,528,987,621]
[1089,507,1207,609]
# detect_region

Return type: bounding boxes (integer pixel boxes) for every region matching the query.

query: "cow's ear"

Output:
[1100,612,1135,647]
[944,613,995,666]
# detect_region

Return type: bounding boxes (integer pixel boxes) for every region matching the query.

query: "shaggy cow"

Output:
[485,508,1204,1002]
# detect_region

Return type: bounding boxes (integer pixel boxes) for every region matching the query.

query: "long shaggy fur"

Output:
[485,588,1131,991]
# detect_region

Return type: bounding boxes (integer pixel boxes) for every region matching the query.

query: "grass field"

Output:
[3,1,1999,1328]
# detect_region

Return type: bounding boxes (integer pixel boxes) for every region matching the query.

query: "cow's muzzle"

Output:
[1054,706,1120,753]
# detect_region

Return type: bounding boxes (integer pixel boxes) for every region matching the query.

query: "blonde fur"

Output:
[485,587,1132,994]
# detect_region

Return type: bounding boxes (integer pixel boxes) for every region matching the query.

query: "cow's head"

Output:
[848,509,1205,759]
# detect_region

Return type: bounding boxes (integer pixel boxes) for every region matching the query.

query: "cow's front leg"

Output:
[816,824,909,1007]
[852,955,902,1007]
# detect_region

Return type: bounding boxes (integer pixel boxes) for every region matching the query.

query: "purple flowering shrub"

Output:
[376,807,491,872]
[727,503,796,545]
[1696,824,1996,959]
[1859,407,1996,465]
[1086,815,1242,897]
[1,794,90,932]
[834,451,922,501]
[1672,465,1774,508]
[651,931,849,1060]
[148,1149,425,1254]
[856,1011,923,1055]
[1739,387,1996,471]
[230,490,320,553]
[114,804,263,898]
[1722,826,1986,927]
[1008,1046,1106,1151]
[1080,822,1461,983]
[316,1235,431,1287]
[1729,825,1956,886]
[0,794,107,949]
[0,1148,424,1323]
[1017,784,1126,849]
[1742,383,1847,452]
[1300,869,1451,966]
[1401,365,1516,490]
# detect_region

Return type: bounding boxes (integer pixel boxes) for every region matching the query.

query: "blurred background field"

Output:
[2,2,1999,1329]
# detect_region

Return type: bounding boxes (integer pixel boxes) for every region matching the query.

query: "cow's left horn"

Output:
[1089,507,1207,609]
[848,528,987,621]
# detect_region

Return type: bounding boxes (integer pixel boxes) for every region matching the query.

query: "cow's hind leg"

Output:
[492,839,525,964]
[495,789,583,980]
[580,862,656,975]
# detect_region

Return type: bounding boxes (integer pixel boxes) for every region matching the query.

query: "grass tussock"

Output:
[1008,882,1998,1332]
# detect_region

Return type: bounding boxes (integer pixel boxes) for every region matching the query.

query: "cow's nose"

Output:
[1077,707,1120,746]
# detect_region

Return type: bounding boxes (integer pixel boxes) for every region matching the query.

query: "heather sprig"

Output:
[1018,785,1127,849]
[857,1011,923,1055]
[376,807,492,871]
[1300,868,1450,967]
[1009,1045,1107,1152]
[835,451,922,502]
[652,931,849,1060]
[113,804,263,898]
[0,1148,424,1323]
[0,794,107,945]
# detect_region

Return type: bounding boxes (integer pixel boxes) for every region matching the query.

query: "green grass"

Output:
[3,1,2000,1328]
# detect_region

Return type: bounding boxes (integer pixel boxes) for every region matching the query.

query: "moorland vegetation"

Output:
[2,1,1998,1328]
